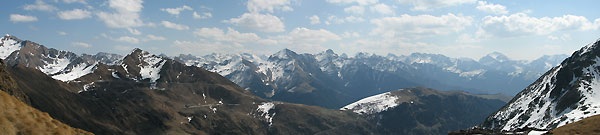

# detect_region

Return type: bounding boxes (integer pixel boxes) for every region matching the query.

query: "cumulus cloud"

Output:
[476,1,508,15]
[161,21,189,30]
[271,27,342,53]
[247,0,293,13]
[225,12,285,33]
[344,6,365,15]
[326,0,378,6]
[274,27,341,45]
[370,13,472,38]
[115,36,140,44]
[397,0,476,11]
[343,31,360,38]
[193,12,212,19]
[194,27,277,45]
[172,40,244,55]
[97,0,145,28]
[325,15,365,25]
[161,5,193,16]
[127,28,142,35]
[143,34,166,41]
[477,13,600,38]
[23,0,58,12]
[62,0,87,4]
[309,15,320,24]
[9,14,38,23]
[547,34,572,41]
[71,42,92,48]
[370,3,394,15]
[58,9,92,20]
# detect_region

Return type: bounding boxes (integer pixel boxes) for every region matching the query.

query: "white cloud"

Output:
[172,40,244,55]
[97,0,145,28]
[370,13,472,38]
[343,31,360,38]
[274,27,341,45]
[225,12,285,33]
[143,34,166,41]
[115,36,140,44]
[345,16,365,23]
[71,42,92,48]
[194,27,277,45]
[370,3,394,15]
[325,15,364,25]
[161,5,193,17]
[325,15,345,25]
[347,39,438,56]
[478,13,600,38]
[58,31,67,35]
[193,12,212,19]
[476,1,508,15]
[247,0,292,13]
[161,21,189,30]
[23,0,58,12]
[62,0,86,4]
[344,6,365,15]
[58,9,92,20]
[113,45,133,51]
[127,28,141,35]
[397,0,476,11]
[547,34,572,41]
[326,0,378,6]
[271,28,342,53]
[9,14,38,23]
[309,15,320,24]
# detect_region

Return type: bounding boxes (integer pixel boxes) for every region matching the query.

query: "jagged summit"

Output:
[270,48,298,60]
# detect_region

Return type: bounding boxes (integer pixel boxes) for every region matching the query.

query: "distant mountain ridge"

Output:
[0,34,568,109]
[174,48,566,108]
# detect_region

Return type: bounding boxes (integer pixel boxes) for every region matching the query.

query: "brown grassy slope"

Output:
[548,114,600,135]
[0,91,92,135]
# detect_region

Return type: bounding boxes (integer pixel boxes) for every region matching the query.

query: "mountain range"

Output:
[173,47,566,108]
[0,34,376,134]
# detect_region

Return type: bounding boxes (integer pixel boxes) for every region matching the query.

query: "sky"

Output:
[2,0,600,60]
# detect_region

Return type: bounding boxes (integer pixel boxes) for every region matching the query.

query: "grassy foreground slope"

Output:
[0,90,92,135]
[548,114,600,135]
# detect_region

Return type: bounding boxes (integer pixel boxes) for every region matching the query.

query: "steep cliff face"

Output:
[481,38,600,130]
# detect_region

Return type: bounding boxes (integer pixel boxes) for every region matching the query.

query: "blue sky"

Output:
[2,0,600,60]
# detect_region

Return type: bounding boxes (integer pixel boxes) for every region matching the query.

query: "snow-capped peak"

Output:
[0,34,22,59]
[270,48,296,60]
[123,48,167,86]
[481,37,600,131]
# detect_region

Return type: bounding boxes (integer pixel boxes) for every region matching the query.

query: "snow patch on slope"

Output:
[38,57,71,75]
[139,52,166,85]
[257,102,276,126]
[52,62,97,81]
[340,91,399,115]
